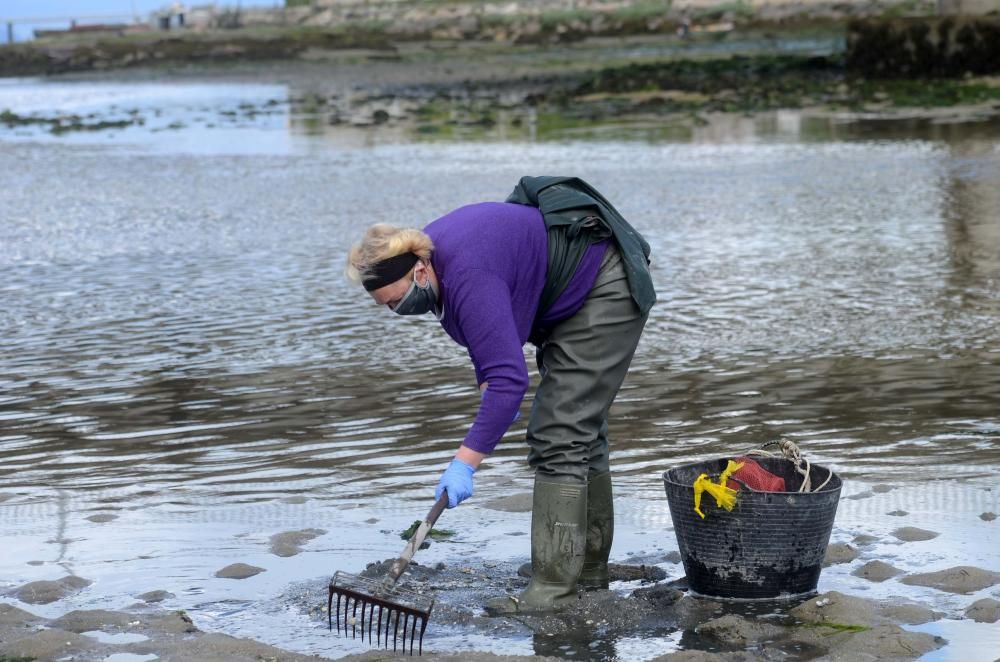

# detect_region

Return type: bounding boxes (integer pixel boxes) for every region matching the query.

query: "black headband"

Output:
[362,252,420,292]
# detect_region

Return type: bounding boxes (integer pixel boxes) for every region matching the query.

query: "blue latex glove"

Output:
[435,458,476,509]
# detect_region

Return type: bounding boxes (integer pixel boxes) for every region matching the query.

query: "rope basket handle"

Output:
[743,439,834,493]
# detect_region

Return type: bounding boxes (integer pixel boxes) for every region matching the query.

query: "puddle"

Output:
[82,630,151,644]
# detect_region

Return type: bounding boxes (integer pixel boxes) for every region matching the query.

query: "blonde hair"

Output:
[346,224,434,284]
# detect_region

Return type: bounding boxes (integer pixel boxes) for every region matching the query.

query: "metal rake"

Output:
[328,491,447,655]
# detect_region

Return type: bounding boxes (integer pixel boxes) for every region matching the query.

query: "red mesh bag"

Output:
[726,456,786,492]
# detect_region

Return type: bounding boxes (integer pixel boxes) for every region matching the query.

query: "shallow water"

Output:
[1,76,999,661]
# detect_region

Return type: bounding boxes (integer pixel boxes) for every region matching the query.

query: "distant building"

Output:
[152,3,188,30]
[151,3,222,31]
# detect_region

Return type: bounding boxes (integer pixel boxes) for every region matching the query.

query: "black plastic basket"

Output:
[663,457,842,601]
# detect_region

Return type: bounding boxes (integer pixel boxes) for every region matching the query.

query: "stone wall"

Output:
[847,17,1000,76]
[242,0,937,30]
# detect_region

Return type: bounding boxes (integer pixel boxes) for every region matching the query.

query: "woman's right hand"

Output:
[435,458,476,508]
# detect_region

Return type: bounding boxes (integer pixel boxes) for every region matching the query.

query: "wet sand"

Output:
[3,479,998,660]
[2,555,990,660]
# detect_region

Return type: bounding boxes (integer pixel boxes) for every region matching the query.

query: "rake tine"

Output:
[336,596,343,635]
[418,615,428,656]
[337,594,347,635]
[393,609,401,651]
[368,601,375,643]
[402,613,410,654]
[342,596,350,636]
[342,596,349,636]
[341,597,347,637]
[327,587,333,631]
[376,605,383,647]
[352,598,359,639]
[409,615,419,656]
[360,598,367,642]
[385,607,393,648]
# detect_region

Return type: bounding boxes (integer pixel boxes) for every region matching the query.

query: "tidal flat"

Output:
[1,31,999,662]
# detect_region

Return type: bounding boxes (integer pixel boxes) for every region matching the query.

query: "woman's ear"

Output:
[414,259,430,285]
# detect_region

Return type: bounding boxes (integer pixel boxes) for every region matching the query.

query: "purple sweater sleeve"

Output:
[447,268,527,454]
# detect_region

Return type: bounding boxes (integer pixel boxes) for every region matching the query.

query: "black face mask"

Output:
[391,273,438,316]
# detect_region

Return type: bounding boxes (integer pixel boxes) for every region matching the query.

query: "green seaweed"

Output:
[693,0,755,22]
[400,519,455,540]
[804,622,871,633]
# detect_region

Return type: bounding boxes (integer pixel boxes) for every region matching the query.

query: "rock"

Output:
[695,613,785,647]
[964,598,1000,623]
[137,590,174,603]
[650,653,732,662]
[215,563,265,579]
[145,610,199,635]
[891,527,939,542]
[887,510,908,516]
[879,603,940,625]
[86,513,118,523]
[980,511,997,521]
[900,566,1000,594]
[145,631,318,661]
[852,560,903,582]
[51,609,134,632]
[824,623,943,659]
[632,583,684,609]
[0,628,96,659]
[871,484,895,493]
[608,563,668,582]
[482,492,533,512]
[280,495,307,504]
[789,591,882,628]
[12,575,92,604]
[852,534,880,546]
[847,17,1000,79]
[268,528,326,557]
[0,603,41,626]
[823,543,859,566]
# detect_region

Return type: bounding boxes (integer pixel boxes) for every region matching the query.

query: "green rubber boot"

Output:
[513,472,615,588]
[578,471,614,590]
[485,477,587,615]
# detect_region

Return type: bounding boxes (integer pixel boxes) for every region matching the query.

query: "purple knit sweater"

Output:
[424,202,606,454]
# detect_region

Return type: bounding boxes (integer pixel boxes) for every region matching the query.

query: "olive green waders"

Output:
[486,246,647,615]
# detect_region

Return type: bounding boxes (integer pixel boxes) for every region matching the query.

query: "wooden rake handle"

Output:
[383,490,449,588]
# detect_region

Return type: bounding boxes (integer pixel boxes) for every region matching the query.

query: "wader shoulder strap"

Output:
[507,183,609,323]
[506,176,657,319]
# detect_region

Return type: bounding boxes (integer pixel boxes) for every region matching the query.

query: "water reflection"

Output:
[3,76,1000,153]
[1,137,998,499]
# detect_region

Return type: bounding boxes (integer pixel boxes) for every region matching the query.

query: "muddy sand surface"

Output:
[3,556,970,661]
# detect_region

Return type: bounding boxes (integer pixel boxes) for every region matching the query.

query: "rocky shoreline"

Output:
[3,47,999,145]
